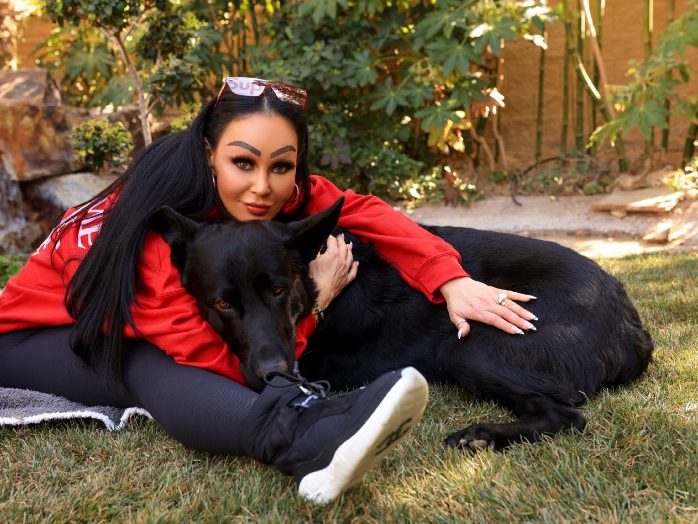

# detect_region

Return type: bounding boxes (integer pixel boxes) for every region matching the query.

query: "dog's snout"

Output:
[255,357,290,382]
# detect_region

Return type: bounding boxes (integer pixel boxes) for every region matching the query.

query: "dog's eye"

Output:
[271,286,285,297]
[215,298,232,310]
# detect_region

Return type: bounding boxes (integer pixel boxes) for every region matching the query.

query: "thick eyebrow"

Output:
[226,140,261,157]
[270,145,297,159]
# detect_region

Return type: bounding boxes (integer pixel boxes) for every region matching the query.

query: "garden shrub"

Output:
[69,118,132,173]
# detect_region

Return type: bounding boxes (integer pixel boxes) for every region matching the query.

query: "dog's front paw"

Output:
[444,426,496,452]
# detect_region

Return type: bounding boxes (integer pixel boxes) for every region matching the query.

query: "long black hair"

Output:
[64,86,312,377]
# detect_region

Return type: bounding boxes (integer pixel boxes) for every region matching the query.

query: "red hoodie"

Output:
[0,175,468,384]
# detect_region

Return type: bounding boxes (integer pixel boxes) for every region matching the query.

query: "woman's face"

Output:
[208,113,298,221]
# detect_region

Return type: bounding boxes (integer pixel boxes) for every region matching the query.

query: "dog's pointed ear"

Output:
[148,206,200,273]
[284,197,344,263]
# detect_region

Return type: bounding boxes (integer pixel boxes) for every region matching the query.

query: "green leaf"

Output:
[345,50,377,88]
[415,9,451,40]
[414,104,461,130]
[91,75,135,108]
[65,44,114,83]
[299,0,342,24]
[369,78,409,116]
[426,38,471,76]
[638,99,669,136]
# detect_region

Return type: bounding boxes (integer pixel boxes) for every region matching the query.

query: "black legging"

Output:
[0,326,258,454]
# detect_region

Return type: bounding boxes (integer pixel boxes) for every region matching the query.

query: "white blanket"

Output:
[0,387,151,431]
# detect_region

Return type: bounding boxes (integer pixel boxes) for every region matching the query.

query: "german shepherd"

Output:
[149,198,653,451]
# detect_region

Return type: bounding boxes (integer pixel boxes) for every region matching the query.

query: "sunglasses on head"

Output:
[215,77,308,110]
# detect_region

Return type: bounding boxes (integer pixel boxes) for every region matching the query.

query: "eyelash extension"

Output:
[231,155,256,166]
[230,155,295,172]
[272,161,296,172]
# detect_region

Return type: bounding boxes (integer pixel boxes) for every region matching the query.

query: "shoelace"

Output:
[264,363,330,401]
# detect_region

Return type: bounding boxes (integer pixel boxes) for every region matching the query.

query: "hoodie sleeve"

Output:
[127,232,248,384]
[303,175,468,302]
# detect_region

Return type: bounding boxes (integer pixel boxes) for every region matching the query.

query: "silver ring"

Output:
[497,292,508,306]
[455,320,468,327]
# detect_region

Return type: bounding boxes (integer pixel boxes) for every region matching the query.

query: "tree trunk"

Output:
[103,29,152,146]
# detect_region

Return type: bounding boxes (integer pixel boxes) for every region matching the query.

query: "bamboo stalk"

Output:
[535,26,547,165]
[241,9,248,71]
[581,0,614,117]
[571,51,628,171]
[249,1,260,47]
[681,109,697,166]
[662,0,675,153]
[575,0,585,155]
[644,0,654,152]
[591,0,605,152]
[561,0,572,158]
[492,53,509,169]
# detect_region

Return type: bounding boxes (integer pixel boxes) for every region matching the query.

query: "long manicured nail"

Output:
[515,327,525,335]
[529,314,539,321]
[524,322,537,331]
[528,295,537,299]
[458,328,465,339]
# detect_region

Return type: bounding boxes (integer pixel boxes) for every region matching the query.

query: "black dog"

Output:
[149,198,653,451]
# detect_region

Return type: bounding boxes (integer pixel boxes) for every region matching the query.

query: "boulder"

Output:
[0,69,88,181]
[0,69,141,182]
[0,170,43,255]
[24,171,118,229]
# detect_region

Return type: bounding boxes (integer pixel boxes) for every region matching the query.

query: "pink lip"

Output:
[244,203,271,216]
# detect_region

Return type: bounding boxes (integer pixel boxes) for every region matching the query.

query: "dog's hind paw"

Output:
[444,427,496,452]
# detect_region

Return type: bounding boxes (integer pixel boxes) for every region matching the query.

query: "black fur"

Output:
[149,199,654,451]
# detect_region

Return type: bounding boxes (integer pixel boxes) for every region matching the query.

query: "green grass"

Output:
[1,251,697,522]
[0,255,27,288]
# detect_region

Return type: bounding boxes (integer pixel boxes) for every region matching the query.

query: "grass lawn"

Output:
[1,251,697,522]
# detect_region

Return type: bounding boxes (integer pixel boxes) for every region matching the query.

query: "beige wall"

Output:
[500,0,697,169]
[16,15,54,68]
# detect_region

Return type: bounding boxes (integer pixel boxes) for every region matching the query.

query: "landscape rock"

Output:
[24,171,118,229]
[591,187,685,214]
[0,69,140,182]
[642,221,672,244]
[0,69,87,181]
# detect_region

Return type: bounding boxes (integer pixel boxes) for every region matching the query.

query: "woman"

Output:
[0,77,536,503]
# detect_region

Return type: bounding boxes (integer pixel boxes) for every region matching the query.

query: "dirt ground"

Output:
[404,194,698,259]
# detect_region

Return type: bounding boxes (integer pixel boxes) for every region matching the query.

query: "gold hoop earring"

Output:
[291,183,300,200]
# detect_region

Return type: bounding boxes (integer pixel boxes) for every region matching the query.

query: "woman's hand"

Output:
[309,234,359,310]
[440,277,538,338]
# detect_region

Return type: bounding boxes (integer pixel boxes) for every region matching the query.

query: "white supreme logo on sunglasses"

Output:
[227,78,266,96]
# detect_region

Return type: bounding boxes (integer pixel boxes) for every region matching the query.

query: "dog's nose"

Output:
[256,357,290,382]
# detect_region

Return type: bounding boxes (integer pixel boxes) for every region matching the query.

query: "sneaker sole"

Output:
[297,367,429,504]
